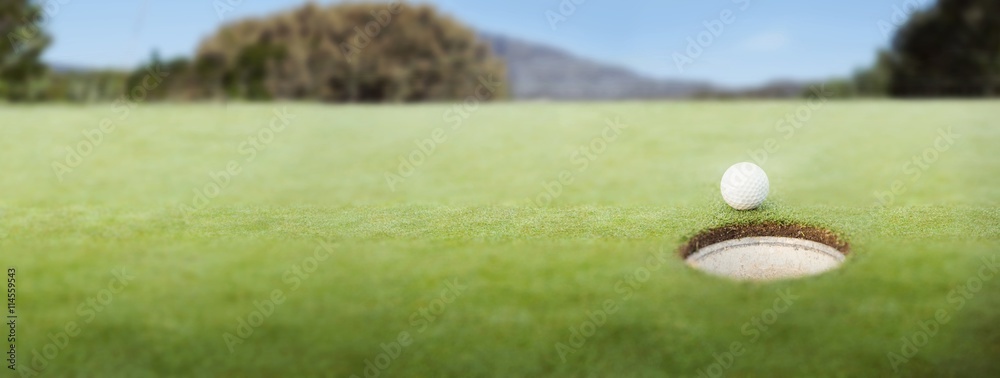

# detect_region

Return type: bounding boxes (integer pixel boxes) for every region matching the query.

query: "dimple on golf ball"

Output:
[720,162,769,210]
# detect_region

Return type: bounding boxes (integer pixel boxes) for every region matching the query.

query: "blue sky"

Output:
[40,0,933,87]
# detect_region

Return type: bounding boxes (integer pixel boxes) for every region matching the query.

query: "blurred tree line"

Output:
[819,0,1000,98]
[2,0,997,101]
[1,1,505,103]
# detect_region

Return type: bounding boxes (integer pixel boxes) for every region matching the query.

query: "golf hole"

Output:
[680,223,850,281]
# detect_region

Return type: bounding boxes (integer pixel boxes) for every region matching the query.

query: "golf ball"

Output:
[720,162,769,210]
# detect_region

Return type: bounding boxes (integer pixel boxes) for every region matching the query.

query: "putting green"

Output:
[1,101,998,377]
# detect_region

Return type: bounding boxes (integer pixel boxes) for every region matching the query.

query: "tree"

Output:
[186,2,506,102]
[0,0,50,101]
[889,0,1000,96]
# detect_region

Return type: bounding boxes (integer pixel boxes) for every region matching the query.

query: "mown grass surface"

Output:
[2,101,999,377]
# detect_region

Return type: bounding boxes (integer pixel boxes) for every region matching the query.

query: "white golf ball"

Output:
[720,162,769,210]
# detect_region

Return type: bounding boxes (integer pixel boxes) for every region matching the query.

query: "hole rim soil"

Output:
[679,222,850,258]
[679,222,851,280]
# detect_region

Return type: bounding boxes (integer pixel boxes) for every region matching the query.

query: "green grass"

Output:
[2,101,999,377]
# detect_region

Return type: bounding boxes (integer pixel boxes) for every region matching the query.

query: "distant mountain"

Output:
[46,35,811,101]
[480,33,714,100]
